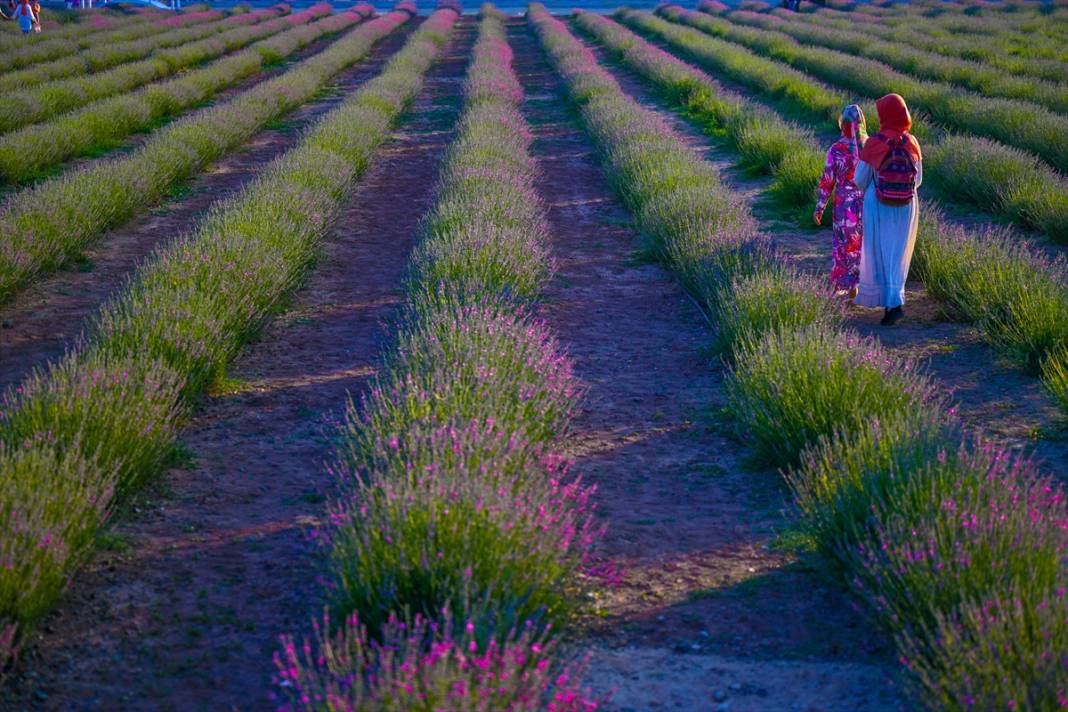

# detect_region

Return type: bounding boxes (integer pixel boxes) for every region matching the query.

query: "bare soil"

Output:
[0,21,416,393]
[510,21,903,711]
[0,19,473,711]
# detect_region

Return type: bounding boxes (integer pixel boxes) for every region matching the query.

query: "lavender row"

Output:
[0,6,165,59]
[0,2,418,674]
[0,7,158,54]
[0,4,290,94]
[844,1,1068,60]
[0,7,226,72]
[722,8,1068,116]
[0,5,330,133]
[0,3,372,186]
[533,7,1067,709]
[0,4,370,304]
[780,5,1068,83]
[275,8,599,709]
[664,5,1068,175]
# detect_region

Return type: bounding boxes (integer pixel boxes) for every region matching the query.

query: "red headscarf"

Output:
[859,93,922,168]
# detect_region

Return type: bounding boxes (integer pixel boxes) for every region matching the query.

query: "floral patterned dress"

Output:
[815,138,864,292]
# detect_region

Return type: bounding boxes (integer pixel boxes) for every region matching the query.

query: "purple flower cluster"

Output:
[327,419,599,637]
[275,612,599,711]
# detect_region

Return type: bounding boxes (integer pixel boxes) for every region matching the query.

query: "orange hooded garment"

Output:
[859,93,922,169]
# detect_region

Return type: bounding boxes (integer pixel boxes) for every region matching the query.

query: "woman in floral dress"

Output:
[813,104,867,298]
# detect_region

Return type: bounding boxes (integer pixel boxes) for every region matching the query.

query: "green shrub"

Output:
[726,325,937,466]
[913,210,1068,373]
[345,299,581,472]
[713,265,844,359]
[328,423,596,639]
[1041,345,1068,417]
[787,407,956,567]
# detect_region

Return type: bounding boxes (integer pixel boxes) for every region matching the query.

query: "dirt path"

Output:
[0,22,416,394]
[509,20,902,711]
[0,19,473,712]
[581,30,1068,481]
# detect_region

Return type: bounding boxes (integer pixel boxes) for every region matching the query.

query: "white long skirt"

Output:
[852,160,921,309]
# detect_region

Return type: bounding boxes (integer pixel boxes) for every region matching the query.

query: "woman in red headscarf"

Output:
[852,93,923,326]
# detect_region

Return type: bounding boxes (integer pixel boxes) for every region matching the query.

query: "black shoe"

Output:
[880,306,904,326]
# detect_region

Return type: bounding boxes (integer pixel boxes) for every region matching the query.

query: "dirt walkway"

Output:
[581,30,1068,481]
[0,21,416,394]
[509,20,902,711]
[0,19,473,712]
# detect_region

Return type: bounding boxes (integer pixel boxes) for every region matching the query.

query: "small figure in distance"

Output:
[853,93,923,326]
[12,0,37,35]
[30,0,40,32]
[814,103,867,300]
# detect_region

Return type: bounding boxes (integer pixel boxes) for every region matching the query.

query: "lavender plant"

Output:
[712,265,845,359]
[346,300,581,471]
[725,325,938,466]
[912,210,1068,373]
[787,408,957,567]
[1043,346,1068,417]
[849,446,1066,635]
[847,447,1068,709]
[896,589,1068,710]
[329,423,597,638]
[274,612,599,711]
[924,135,1068,242]
[0,4,332,133]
